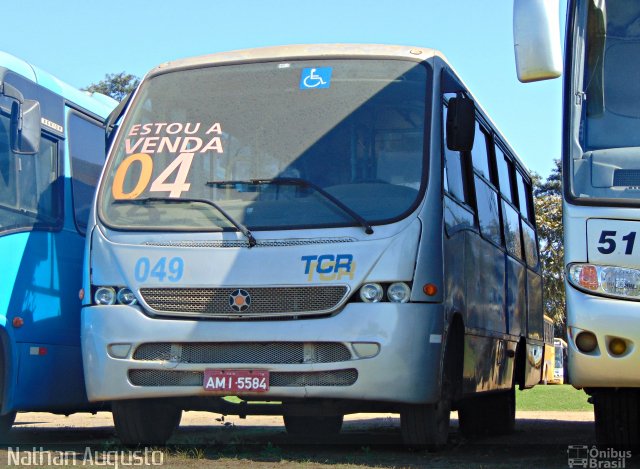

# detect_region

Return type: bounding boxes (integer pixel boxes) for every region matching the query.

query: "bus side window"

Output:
[443,103,468,203]
[475,175,502,246]
[68,113,107,234]
[471,121,491,181]
[516,172,533,221]
[0,115,17,209]
[517,173,539,268]
[495,145,523,259]
[495,146,514,203]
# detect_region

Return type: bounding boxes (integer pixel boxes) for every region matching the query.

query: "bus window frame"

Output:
[67,109,108,236]
[0,106,63,236]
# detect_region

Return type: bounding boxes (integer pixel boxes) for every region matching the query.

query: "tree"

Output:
[533,159,565,338]
[83,72,139,101]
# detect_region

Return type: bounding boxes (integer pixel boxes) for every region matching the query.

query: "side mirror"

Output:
[10,99,41,155]
[446,95,475,152]
[513,0,563,83]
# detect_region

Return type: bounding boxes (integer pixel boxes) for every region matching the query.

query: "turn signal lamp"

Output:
[423,283,438,296]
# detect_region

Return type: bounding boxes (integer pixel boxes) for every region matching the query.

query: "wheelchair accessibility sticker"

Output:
[300,67,333,89]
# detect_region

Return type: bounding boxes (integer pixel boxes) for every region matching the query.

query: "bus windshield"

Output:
[99,59,428,231]
[574,0,640,201]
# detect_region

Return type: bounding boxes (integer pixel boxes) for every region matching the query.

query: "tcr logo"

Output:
[301,254,355,282]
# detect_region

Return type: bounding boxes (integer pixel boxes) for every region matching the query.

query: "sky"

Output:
[4,0,567,178]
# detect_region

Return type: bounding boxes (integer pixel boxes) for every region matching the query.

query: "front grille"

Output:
[132,342,353,364]
[139,286,348,318]
[128,369,358,387]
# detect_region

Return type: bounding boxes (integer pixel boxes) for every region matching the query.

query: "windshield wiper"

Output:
[113,197,257,247]
[207,178,374,235]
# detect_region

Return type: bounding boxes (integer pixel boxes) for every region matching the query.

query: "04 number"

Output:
[111,152,194,199]
[135,257,184,282]
[597,230,637,255]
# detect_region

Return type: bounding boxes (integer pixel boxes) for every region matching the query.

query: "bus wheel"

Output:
[0,412,16,442]
[283,415,343,437]
[458,387,515,437]
[112,399,182,445]
[400,398,450,450]
[593,388,640,446]
[0,347,15,441]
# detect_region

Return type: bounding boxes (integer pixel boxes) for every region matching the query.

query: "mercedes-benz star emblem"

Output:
[229,289,251,312]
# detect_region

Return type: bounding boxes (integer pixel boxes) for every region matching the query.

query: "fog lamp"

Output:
[94,287,116,306]
[360,283,383,303]
[609,338,627,356]
[117,288,138,305]
[575,331,598,353]
[387,282,410,303]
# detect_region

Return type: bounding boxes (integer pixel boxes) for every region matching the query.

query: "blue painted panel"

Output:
[6,229,84,346]
[11,343,90,411]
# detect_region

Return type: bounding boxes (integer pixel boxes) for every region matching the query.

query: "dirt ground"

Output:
[0,410,605,468]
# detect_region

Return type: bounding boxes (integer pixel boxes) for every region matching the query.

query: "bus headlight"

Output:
[387,282,411,303]
[568,263,640,300]
[116,288,138,305]
[94,287,116,305]
[359,283,383,303]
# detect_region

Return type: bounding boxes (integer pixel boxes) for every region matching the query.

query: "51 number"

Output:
[597,230,637,255]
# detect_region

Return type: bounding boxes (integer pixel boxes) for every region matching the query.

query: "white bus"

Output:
[515,0,640,446]
[81,44,543,447]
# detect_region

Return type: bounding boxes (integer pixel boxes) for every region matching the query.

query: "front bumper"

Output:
[82,302,444,405]
[566,285,640,387]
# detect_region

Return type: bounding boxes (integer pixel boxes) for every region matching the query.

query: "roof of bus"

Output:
[144,44,531,179]
[0,51,117,119]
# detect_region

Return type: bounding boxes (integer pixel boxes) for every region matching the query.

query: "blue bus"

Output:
[0,51,116,433]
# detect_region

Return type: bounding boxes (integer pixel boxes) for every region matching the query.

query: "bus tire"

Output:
[0,412,16,443]
[594,388,640,446]
[458,388,515,438]
[0,343,15,441]
[400,399,450,450]
[112,399,182,445]
[283,415,343,437]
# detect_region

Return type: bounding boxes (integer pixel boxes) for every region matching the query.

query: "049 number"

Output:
[135,256,184,282]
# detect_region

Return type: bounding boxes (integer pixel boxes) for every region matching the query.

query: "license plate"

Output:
[203,369,269,392]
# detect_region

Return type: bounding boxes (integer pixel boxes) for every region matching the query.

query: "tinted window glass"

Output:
[471,122,490,180]
[69,114,106,232]
[517,173,532,220]
[475,176,501,245]
[522,221,539,268]
[495,146,513,202]
[443,105,466,202]
[502,201,522,259]
[0,112,59,232]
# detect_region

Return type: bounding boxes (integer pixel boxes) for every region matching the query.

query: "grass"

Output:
[516,384,593,411]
